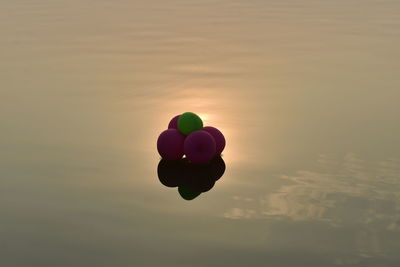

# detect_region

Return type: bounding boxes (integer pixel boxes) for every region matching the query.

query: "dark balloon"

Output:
[184,130,216,163]
[168,115,180,129]
[203,126,226,156]
[157,129,185,160]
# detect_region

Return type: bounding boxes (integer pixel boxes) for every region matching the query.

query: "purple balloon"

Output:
[157,129,185,160]
[168,115,180,129]
[184,130,216,163]
[203,126,226,156]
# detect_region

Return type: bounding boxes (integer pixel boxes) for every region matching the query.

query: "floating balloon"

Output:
[203,126,226,156]
[178,112,203,136]
[184,130,216,163]
[168,115,180,129]
[156,112,227,199]
[157,129,185,160]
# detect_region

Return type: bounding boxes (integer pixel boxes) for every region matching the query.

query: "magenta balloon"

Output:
[184,130,216,163]
[203,126,226,155]
[168,115,180,129]
[157,129,185,160]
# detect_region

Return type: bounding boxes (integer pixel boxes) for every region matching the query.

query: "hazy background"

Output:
[1,0,400,266]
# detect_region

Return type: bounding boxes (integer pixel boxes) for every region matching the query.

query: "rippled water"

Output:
[1,0,400,266]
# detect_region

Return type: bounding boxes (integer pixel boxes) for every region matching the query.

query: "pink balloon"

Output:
[184,130,216,163]
[157,129,185,160]
[203,126,226,155]
[168,115,180,129]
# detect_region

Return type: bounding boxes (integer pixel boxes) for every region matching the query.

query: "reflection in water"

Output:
[224,154,400,223]
[157,156,226,200]
[223,154,400,261]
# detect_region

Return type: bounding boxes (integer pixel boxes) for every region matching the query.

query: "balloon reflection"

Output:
[157,156,226,200]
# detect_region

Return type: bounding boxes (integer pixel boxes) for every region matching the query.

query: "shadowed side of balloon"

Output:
[157,156,226,200]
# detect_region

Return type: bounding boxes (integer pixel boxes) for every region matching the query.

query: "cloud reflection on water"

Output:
[225,153,400,223]
[223,153,400,260]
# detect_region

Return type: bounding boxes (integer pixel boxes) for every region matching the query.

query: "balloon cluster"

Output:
[157,112,226,163]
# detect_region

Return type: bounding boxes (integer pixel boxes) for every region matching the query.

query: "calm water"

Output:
[1,0,400,266]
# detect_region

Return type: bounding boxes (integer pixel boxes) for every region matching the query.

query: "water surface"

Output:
[1,0,400,266]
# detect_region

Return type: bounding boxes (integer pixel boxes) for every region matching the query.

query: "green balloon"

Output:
[178,112,203,135]
[178,186,201,200]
